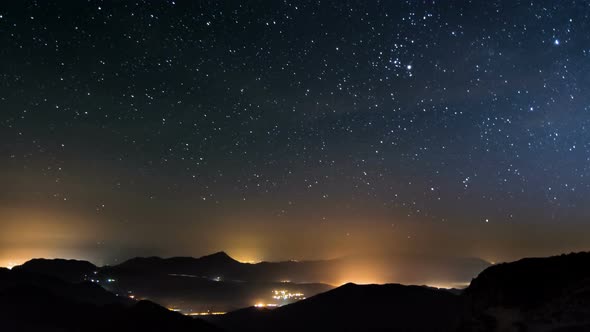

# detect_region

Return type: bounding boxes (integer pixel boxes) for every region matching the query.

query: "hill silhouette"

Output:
[0,268,219,332]
[103,251,330,282]
[8,251,590,331]
[464,252,590,309]
[212,252,590,332]
[4,252,489,314]
[92,252,487,312]
[14,252,489,288]
[110,251,241,276]
[13,258,97,283]
[0,267,129,306]
[100,252,488,286]
[214,282,461,331]
[12,253,336,312]
[459,252,590,331]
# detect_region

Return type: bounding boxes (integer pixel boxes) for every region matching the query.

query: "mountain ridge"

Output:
[214,281,462,331]
[5,251,590,331]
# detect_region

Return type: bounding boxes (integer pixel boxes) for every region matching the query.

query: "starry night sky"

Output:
[1,1,590,267]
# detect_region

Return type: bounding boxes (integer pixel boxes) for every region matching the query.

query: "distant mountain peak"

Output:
[200,251,239,264]
[12,258,97,283]
[338,282,359,289]
[21,258,96,266]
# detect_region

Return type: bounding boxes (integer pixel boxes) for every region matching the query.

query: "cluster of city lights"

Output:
[168,307,226,316]
[253,290,306,308]
[187,311,226,316]
[254,303,278,308]
[271,290,305,301]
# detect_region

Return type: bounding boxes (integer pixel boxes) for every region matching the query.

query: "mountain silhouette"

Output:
[13,253,335,312]
[8,252,489,313]
[13,258,97,283]
[15,252,489,287]
[9,251,590,331]
[102,253,340,312]
[102,252,489,286]
[459,252,590,331]
[0,268,219,332]
[0,267,129,306]
[212,252,590,332]
[464,252,590,308]
[214,282,461,331]
[201,251,241,264]
[105,251,242,277]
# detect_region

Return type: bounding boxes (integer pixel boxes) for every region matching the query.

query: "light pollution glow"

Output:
[2,205,590,287]
[3,0,590,294]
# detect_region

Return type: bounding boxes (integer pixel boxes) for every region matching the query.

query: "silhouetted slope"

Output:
[105,251,242,277]
[13,258,97,283]
[102,272,332,312]
[0,269,219,332]
[215,252,590,332]
[7,254,332,313]
[0,268,129,306]
[11,252,488,313]
[0,288,219,332]
[14,252,488,290]
[6,252,590,331]
[106,253,489,286]
[465,252,590,309]
[101,300,220,332]
[105,252,332,284]
[215,282,461,332]
[460,252,590,331]
[97,252,335,311]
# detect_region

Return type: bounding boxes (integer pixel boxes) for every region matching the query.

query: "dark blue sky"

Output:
[1,1,589,266]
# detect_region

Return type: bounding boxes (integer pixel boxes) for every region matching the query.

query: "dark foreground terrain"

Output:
[212,252,590,332]
[12,251,487,312]
[2,252,590,331]
[0,267,219,332]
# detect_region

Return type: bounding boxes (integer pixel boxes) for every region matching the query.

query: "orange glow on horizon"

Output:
[0,248,97,271]
[4,262,16,270]
[224,249,264,264]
